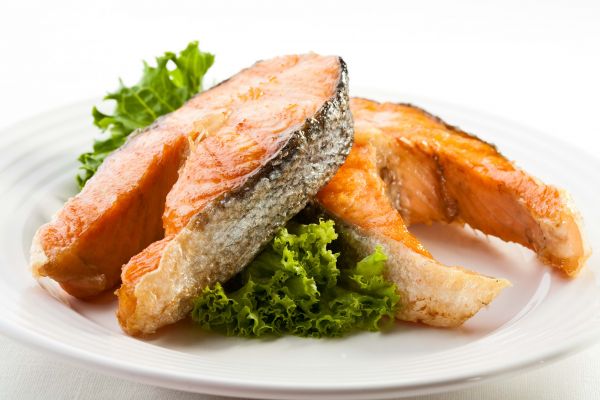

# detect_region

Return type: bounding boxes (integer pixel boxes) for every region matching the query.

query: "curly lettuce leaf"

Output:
[77,41,215,188]
[191,220,400,338]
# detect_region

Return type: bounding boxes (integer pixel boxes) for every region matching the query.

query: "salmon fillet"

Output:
[317,98,588,327]
[316,133,510,327]
[30,54,351,299]
[30,109,189,298]
[117,54,353,336]
[350,98,588,276]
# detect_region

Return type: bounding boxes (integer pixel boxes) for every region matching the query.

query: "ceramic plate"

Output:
[0,89,599,399]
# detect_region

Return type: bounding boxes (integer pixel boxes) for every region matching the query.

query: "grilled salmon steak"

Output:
[317,98,588,327]
[355,98,588,275]
[116,55,353,336]
[30,54,352,300]
[316,128,510,327]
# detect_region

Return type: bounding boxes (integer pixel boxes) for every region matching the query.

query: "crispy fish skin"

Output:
[316,138,509,327]
[350,98,589,276]
[117,56,353,336]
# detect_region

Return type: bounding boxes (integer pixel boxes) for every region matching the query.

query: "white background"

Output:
[1,0,599,399]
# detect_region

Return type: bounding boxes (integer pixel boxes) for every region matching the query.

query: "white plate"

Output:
[0,90,599,399]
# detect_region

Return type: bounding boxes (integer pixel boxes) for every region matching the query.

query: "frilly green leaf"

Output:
[77,41,214,188]
[191,220,400,338]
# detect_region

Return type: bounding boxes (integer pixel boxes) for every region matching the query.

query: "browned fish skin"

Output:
[117,56,353,336]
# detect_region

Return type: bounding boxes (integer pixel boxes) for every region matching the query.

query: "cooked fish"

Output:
[316,98,589,327]
[31,108,188,298]
[30,54,351,299]
[316,133,510,327]
[350,98,588,276]
[116,54,353,336]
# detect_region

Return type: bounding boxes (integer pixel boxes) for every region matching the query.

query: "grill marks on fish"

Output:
[117,54,353,336]
[350,98,588,276]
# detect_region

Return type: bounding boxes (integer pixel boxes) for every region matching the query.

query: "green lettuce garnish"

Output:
[77,41,214,188]
[191,220,400,338]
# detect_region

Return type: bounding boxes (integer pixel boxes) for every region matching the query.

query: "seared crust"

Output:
[118,58,353,336]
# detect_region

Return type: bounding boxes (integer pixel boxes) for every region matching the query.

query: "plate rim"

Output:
[2,314,600,399]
